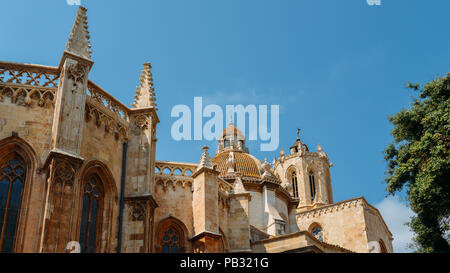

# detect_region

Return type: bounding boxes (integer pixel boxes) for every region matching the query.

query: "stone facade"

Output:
[0,7,393,253]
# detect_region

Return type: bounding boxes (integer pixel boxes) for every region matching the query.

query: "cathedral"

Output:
[0,7,393,253]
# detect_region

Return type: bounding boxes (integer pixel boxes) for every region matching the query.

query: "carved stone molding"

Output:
[128,199,146,222]
[125,195,158,222]
[0,62,58,109]
[53,160,77,186]
[67,63,87,84]
[45,151,83,183]
[134,114,151,130]
[84,103,128,141]
[155,179,193,192]
[296,198,364,220]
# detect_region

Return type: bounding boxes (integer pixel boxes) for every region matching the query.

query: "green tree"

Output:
[384,73,450,253]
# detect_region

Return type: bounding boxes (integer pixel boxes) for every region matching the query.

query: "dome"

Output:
[221,123,245,140]
[212,151,261,178]
[290,138,309,152]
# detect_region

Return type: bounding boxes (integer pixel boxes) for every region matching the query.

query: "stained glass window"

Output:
[79,176,103,253]
[0,154,26,253]
[162,228,180,253]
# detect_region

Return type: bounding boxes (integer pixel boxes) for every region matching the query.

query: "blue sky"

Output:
[1,0,449,251]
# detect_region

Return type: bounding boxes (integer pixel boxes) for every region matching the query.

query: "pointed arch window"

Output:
[0,154,26,253]
[291,171,299,198]
[79,175,104,253]
[309,172,316,201]
[156,218,186,253]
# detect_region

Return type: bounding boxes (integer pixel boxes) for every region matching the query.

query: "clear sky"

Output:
[1,0,448,251]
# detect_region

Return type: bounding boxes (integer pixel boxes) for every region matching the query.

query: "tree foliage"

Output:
[385,73,450,253]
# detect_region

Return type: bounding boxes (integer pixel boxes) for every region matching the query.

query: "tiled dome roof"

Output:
[221,124,245,140]
[212,151,261,178]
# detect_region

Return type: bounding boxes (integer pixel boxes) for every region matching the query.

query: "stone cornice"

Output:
[124,193,159,209]
[189,231,222,242]
[58,51,94,71]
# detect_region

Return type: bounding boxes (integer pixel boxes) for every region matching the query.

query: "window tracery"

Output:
[0,154,26,253]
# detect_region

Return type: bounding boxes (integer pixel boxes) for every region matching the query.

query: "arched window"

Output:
[309,172,316,201]
[291,171,299,198]
[311,225,323,242]
[79,175,104,253]
[0,154,26,253]
[155,217,186,253]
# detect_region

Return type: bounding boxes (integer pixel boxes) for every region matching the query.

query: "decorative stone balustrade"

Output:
[0,62,58,108]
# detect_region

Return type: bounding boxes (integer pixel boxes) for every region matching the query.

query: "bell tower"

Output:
[273,130,334,210]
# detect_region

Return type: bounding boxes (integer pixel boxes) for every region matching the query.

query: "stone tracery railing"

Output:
[155,161,196,177]
[0,61,59,107]
[155,161,196,191]
[85,81,130,140]
[86,81,130,123]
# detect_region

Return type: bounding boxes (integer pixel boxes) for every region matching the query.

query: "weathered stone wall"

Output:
[121,202,145,253]
[192,170,219,235]
[296,198,370,253]
[218,200,229,249]
[251,231,351,253]
[227,193,251,252]
[0,100,54,164]
[275,193,289,230]
[248,191,264,230]
[0,99,54,252]
[363,206,394,253]
[80,120,123,190]
[154,183,194,238]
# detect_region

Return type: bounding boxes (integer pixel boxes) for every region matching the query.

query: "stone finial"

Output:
[196,146,214,171]
[65,6,92,59]
[262,158,270,171]
[132,62,157,109]
[226,152,236,173]
[280,148,285,157]
[317,143,323,153]
[261,158,273,178]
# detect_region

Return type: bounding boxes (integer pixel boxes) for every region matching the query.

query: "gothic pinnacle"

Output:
[132,62,157,109]
[65,6,92,59]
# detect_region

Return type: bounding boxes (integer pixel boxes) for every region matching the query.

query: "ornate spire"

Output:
[132,62,157,109]
[196,146,214,171]
[65,6,92,59]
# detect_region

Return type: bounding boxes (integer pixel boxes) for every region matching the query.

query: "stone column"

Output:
[191,146,222,253]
